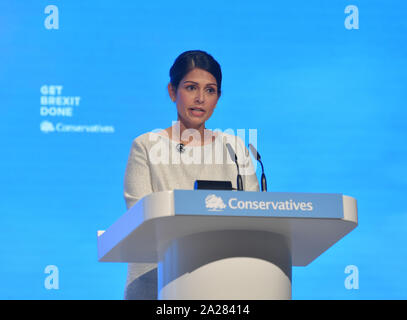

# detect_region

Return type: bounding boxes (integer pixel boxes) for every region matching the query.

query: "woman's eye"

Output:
[186,85,196,91]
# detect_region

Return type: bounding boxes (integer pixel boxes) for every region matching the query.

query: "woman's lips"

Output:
[189,107,205,117]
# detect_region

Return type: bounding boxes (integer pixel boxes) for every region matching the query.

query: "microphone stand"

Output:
[248,143,267,192]
[236,159,244,191]
[258,158,267,192]
[226,143,244,191]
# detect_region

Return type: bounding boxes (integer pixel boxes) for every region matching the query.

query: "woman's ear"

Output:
[167,83,176,102]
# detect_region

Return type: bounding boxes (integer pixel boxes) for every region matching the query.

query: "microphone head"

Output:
[176,143,185,153]
[226,143,237,162]
[248,143,261,161]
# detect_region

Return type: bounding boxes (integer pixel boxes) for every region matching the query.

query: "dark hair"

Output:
[169,50,222,96]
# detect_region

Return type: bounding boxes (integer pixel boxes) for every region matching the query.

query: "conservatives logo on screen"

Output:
[40,120,115,134]
[40,120,55,133]
[39,84,115,134]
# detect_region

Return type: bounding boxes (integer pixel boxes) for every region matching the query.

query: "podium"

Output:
[98,190,358,299]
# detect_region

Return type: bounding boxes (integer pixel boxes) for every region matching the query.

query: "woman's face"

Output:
[168,68,219,130]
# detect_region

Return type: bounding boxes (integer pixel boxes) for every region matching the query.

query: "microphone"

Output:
[226,143,243,191]
[248,143,267,192]
[176,143,185,153]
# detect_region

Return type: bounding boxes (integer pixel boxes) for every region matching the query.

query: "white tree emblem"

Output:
[40,120,55,133]
[205,194,226,211]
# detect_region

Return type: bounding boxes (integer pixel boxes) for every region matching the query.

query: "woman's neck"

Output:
[165,120,214,146]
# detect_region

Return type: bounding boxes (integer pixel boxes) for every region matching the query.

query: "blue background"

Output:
[1,0,406,299]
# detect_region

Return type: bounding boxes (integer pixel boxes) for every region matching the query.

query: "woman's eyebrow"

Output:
[183,80,217,87]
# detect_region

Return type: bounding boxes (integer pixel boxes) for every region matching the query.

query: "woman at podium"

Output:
[123,50,260,299]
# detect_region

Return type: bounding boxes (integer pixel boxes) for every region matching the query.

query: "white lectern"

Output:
[98,190,358,299]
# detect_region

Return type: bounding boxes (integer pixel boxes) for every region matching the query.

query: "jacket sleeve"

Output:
[123,137,153,210]
[123,137,157,295]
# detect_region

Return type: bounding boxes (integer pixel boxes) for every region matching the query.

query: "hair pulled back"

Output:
[169,50,222,96]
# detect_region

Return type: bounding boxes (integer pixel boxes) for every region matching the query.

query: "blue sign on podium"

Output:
[174,190,344,219]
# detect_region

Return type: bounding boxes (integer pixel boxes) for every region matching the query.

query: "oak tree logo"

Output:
[205,194,226,211]
[40,120,55,133]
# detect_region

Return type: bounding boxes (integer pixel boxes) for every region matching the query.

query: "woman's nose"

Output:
[195,89,205,104]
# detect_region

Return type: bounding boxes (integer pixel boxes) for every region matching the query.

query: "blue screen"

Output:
[1,0,406,299]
